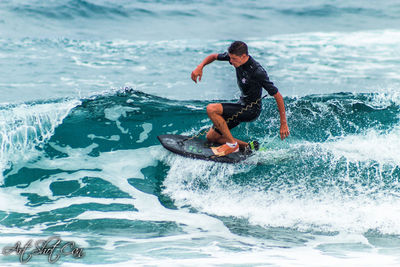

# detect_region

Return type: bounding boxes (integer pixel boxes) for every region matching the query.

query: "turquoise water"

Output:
[1,1,400,266]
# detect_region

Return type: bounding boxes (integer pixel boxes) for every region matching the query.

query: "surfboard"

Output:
[157,134,251,163]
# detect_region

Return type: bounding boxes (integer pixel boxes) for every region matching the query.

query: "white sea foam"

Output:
[0,144,260,267]
[58,237,399,267]
[104,105,139,134]
[87,134,120,142]
[0,143,236,239]
[136,123,152,143]
[325,127,400,165]
[0,100,80,182]
[161,125,400,236]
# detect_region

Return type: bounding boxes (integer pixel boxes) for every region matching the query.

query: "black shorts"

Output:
[213,102,261,135]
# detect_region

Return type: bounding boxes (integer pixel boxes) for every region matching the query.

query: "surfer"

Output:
[191,41,290,156]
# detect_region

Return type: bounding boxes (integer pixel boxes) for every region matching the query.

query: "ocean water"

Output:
[1,0,400,266]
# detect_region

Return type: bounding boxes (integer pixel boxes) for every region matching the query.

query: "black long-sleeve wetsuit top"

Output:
[217,52,278,107]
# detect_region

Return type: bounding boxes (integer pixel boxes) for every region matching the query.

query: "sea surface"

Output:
[1,0,400,266]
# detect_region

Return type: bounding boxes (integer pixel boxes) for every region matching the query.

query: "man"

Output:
[191,41,290,156]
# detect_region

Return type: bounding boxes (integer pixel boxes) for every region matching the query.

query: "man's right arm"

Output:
[191,53,219,83]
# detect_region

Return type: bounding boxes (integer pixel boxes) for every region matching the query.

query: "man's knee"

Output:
[206,103,222,116]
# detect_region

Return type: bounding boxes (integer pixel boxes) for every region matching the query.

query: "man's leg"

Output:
[206,103,235,143]
[206,128,248,148]
[206,103,248,148]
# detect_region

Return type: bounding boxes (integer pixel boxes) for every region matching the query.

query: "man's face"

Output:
[228,53,249,68]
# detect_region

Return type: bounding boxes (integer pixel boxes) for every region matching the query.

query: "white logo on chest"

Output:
[242,78,246,84]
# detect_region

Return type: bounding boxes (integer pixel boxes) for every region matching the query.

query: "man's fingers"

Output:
[191,72,197,83]
[191,68,202,83]
[280,130,290,140]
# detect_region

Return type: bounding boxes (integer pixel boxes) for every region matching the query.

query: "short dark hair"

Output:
[228,41,248,56]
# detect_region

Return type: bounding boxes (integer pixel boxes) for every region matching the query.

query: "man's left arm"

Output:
[273,92,290,140]
[256,69,290,140]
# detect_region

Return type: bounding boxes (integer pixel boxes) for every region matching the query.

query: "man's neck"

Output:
[239,55,250,67]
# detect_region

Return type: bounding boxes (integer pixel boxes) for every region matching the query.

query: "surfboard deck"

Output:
[157,134,251,163]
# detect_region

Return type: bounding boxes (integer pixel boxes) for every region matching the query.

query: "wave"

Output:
[161,90,400,233]
[7,0,202,20]
[2,89,399,170]
[1,89,398,168]
[10,0,136,20]
[1,89,400,234]
[0,99,80,182]
[277,5,389,18]
[8,0,400,21]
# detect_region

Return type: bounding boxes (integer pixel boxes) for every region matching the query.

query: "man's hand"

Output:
[191,66,203,83]
[280,123,290,140]
[191,54,218,83]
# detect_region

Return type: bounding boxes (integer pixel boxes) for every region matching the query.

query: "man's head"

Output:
[228,41,249,68]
